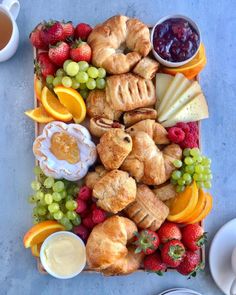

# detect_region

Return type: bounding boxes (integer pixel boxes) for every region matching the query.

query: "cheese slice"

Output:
[155,73,174,110]
[159,81,201,122]
[162,93,209,127]
[158,73,185,116]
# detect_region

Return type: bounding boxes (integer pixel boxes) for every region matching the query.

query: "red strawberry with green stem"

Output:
[177,250,204,277]
[48,41,70,66]
[29,23,48,50]
[161,239,185,267]
[182,224,207,251]
[40,20,64,45]
[61,21,74,41]
[158,222,182,244]
[133,229,160,255]
[70,39,91,62]
[75,23,92,41]
[35,52,57,78]
[144,252,167,275]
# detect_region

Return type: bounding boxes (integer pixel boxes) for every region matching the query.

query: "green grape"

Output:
[28,195,37,204]
[190,148,200,157]
[66,61,79,76]
[37,206,47,216]
[33,166,42,176]
[66,211,77,220]
[63,59,72,71]
[47,212,54,220]
[176,185,185,193]
[172,170,182,180]
[87,66,98,78]
[48,203,60,213]
[185,165,195,174]
[78,61,89,72]
[52,192,62,202]
[35,191,44,201]
[76,71,89,83]
[80,89,89,99]
[170,178,177,185]
[177,179,185,186]
[183,148,191,157]
[46,83,54,91]
[62,76,72,88]
[56,68,66,77]
[185,178,192,185]
[60,216,70,226]
[33,216,40,224]
[64,221,73,231]
[53,210,64,220]
[96,78,106,89]
[71,78,80,89]
[53,76,62,87]
[45,193,53,205]
[43,177,55,188]
[73,186,80,195]
[202,157,211,166]
[184,157,194,165]
[97,68,106,78]
[65,200,78,211]
[46,75,54,84]
[72,215,81,226]
[203,167,211,174]
[60,190,67,199]
[65,195,73,202]
[86,78,96,90]
[33,206,38,215]
[79,83,87,89]
[194,155,203,163]
[31,180,41,191]
[196,181,204,188]
[173,160,182,168]
[39,197,47,206]
[195,165,203,173]
[183,173,192,182]
[202,174,208,181]
[207,174,213,180]
[193,173,200,181]
[53,181,65,193]
[204,181,212,189]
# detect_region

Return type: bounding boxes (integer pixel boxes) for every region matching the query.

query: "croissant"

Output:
[89,117,125,138]
[126,119,169,145]
[123,108,157,127]
[152,183,177,202]
[121,131,182,185]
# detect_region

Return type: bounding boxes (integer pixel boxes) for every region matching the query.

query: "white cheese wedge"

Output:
[162,93,209,127]
[155,73,173,110]
[159,81,202,122]
[158,73,185,116]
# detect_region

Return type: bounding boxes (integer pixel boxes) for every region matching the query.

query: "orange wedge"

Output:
[41,86,73,122]
[23,220,65,248]
[25,105,55,123]
[188,192,213,224]
[162,43,207,79]
[31,243,42,257]
[54,86,86,123]
[167,181,199,222]
[34,77,45,101]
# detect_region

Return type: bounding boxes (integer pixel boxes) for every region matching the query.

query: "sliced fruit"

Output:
[162,43,207,79]
[34,77,45,101]
[188,192,213,224]
[54,86,86,123]
[25,105,55,123]
[167,181,199,222]
[23,220,65,248]
[155,73,173,109]
[162,93,209,128]
[31,243,43,257]
[41,86,73,122]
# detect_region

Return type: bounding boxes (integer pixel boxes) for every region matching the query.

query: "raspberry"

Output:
[188,122,199,136]
[180,132,198,149]
[80,208,90,218]
[76,199,87,214]
[73,225,90,241]
[168,127,185,143]
[92,207,107,224]
[176,122,190,134]
[82,213,95,229]
[78,186,92,201]
[91,203,98,211]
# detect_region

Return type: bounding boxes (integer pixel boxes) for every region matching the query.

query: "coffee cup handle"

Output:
[2,0,20,20]
[230,278,236,295]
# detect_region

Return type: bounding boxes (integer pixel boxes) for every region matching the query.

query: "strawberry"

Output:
[29,23,48,49]
[48,41,70,66]
[61,21,74,40]
[76,198,87,214]
[35,52,57,78]
[158,222,182,244]
[92,207,107,224]
[73,224,90,242]
[133,230,160,255]
[182,224,207,251]
[82,213,95,229]
[75,23,92,41]
[78,186,92,201]
[177,251,204,277]
[161,239,185,268]
[144,252,167,275]
[70,39,91,62]
[40,20,64,45]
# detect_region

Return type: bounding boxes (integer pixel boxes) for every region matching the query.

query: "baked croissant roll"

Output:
[125,184,169,231]
[89,117,125,138]
[97,129,132,170]
[106,73,156,111]
[133,57,159,80]
[152,183,176,202]
[121,131,182,185]
[123,108,157,127]
[85,165,107,189]
[126,119,169,145]
[93,170,137,213]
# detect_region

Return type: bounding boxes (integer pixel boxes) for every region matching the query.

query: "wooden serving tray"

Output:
[33,49,205,275]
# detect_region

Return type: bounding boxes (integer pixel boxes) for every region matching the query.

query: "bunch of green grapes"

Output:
[28,166,81,230]
[46,60,106,99]
[171,148,212,193]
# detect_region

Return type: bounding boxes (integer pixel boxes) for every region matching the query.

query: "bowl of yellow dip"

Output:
[40,231,86,279]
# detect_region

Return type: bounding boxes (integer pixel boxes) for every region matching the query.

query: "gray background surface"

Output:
[0,0,235,294]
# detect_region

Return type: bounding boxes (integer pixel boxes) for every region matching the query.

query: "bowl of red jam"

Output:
[151,15,201,67]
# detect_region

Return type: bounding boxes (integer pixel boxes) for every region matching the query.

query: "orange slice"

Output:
[162,43,207,79]
[34,77,45,101]
[41,86,73,122]
[31,243,42,257]
[167,181,199,222]
[23,220,65,248]
[54,86,86,123]
[188,192,213,224]
[25,105,55,123]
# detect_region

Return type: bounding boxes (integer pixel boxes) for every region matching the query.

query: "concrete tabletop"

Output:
[0,0,235,294]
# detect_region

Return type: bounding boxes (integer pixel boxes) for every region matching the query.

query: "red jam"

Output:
[153,18,200,62]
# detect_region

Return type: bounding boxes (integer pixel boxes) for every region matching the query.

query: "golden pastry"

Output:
[133,57,159,79]
[106,73,156,111]
[85,165,108,189]
[123,108,157,127]
[125,184,169,231]
[93,170,137,213]
[87,15,151,74]
[152,183,177,202]
[89,117,125,138]
[97,129,132,170]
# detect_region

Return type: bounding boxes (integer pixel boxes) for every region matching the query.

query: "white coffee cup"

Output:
[230,247,236,295]
[0,0,20,62]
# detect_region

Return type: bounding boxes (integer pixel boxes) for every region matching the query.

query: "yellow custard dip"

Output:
[41,232,86,278]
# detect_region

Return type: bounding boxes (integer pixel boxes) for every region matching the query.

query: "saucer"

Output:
[158,288,202,295]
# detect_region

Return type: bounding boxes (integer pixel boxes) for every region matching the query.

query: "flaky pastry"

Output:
[133,57,159,79]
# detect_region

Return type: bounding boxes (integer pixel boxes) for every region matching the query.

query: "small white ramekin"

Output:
[40,231,86,279]
[151,14,201,67]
